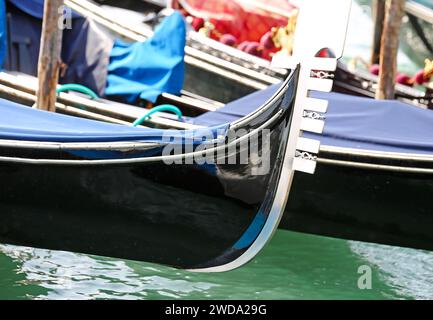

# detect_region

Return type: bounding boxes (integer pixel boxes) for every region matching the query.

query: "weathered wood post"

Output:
[370,0,386,65]
[376,0,406,100]
[36,0,65,111]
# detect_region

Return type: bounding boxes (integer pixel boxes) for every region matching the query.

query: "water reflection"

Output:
[350,242,433,300]
[4,230,433,300]
[0,245,216,300]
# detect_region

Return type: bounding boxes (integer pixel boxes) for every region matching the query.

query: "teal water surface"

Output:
[1,0,432,300]
[1,231,433,300]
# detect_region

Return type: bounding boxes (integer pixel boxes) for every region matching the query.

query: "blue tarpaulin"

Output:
[0,82,432,155]
[105,11,186,104]
[0,0,6,67]
[193,84,433,155]
[0,98,228,143]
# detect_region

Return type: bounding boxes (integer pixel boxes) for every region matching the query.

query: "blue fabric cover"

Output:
[7,0,80,19]
[0,0,6,67]
[1,82,432,154]
[0,98,228,143]
[105,11,186,104]
[193,84,433,155]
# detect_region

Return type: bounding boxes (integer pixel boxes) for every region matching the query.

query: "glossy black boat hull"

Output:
[4,0,433,255]
[0,162,261,267]
[0,68,302,270]
[284,157,433,251]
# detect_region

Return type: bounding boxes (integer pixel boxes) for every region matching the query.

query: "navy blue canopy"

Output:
[194,84,433,155]
[0,84,432,155]
[0,98,228,143]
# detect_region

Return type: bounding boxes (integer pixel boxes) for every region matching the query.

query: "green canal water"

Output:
[1,231,433,300]
[0,1,432,300]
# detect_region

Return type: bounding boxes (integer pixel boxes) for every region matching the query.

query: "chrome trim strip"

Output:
[0,110,283,165]
[318,158,433,174]
[0,139,161,151]
[317,158,433,174]
[231,70,294,129]
[3,139,432,167]
[320,145,433,162]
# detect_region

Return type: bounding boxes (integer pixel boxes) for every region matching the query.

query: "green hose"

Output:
[56,84,99,100]
[133,105,183,127]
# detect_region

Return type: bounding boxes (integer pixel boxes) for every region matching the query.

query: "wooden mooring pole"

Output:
[370,0,386,65]
[376,0,406,100]
[36,0,65,112]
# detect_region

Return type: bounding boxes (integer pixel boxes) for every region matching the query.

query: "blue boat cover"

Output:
[0,98,228,143]
[0,83,432,155]
[1,83,432,155]
[0,0,6,67]
[193,84,433,155]
[105,11,186,104]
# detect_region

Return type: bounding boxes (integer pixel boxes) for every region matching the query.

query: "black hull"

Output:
[3,147,432,263]
[4,0,432,255]
[284,155,433,251]
[0,69,302,270]
[0,163,264,268]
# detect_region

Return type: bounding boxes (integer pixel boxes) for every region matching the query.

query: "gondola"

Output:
[1,0,433,253]
[67,0,433,252]
[0,0,351,270]
[84,0,433,108]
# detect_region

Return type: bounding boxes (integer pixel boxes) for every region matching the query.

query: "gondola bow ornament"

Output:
[273,0,352,174]
[193,0,353,272]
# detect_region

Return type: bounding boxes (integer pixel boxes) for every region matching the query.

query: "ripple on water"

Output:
[0,245,216,300]
[350,242,433,300]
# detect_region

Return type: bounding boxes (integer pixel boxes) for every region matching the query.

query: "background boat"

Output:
[62,0,433,252]
[89,0,433,108]
[1,0,433,254]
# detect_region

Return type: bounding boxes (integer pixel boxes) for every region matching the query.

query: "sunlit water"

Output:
[1,231,433,300]
[0,0,432,300]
